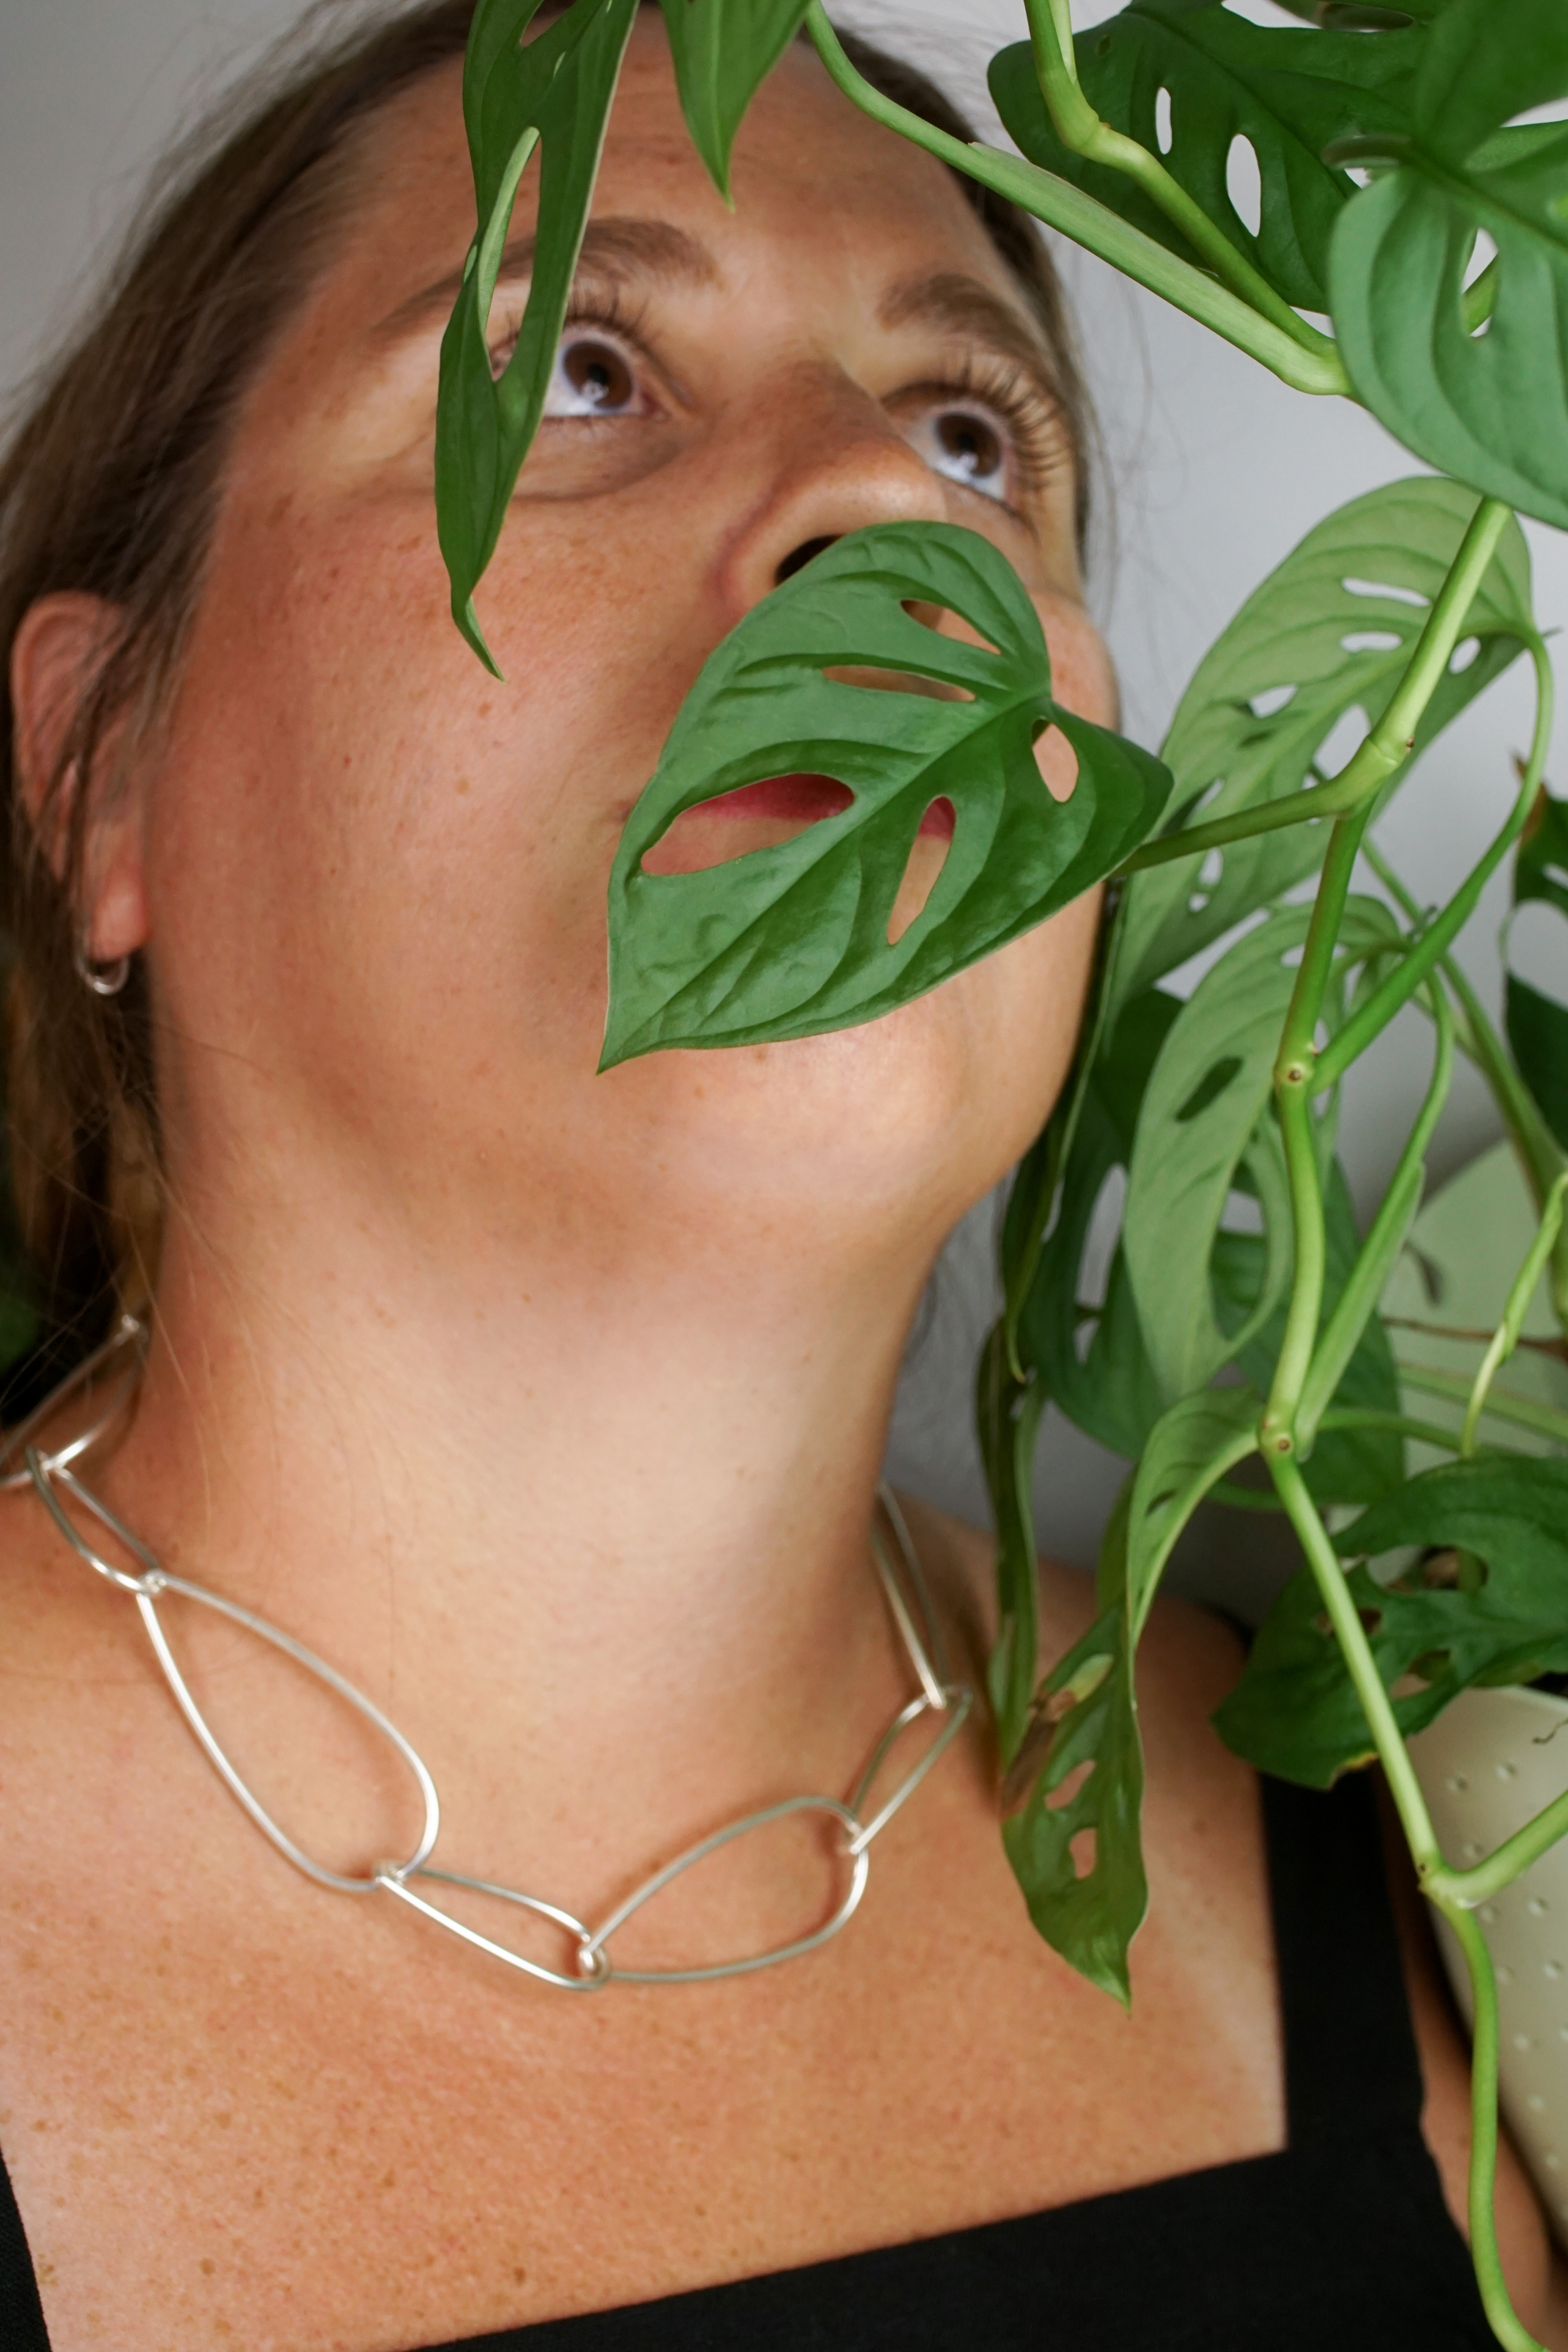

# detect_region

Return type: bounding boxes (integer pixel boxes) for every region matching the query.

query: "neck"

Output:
[85,1166,953,1911]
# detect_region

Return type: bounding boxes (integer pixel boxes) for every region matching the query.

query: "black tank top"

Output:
[0,1774,1494,2351]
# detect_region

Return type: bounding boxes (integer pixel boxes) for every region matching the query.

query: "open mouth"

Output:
[641,774,954,878]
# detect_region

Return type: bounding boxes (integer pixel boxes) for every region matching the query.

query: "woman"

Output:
[0,5,1561,2346]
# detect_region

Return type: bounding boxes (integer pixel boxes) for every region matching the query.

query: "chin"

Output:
[594,955,1067,1237]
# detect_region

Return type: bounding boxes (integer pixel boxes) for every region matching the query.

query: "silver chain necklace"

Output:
[5,1315,974,1991]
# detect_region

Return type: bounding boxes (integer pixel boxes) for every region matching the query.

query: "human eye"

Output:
[894,357,1066,519]
[903,402,1012,503]
[489,293,658,420]
[541,327,650,418]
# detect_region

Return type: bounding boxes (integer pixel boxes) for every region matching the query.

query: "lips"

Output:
[638,774,955,877]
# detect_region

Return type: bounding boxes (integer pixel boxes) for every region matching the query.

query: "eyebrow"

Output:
[374,215,721,343]
[878,268,1067,413]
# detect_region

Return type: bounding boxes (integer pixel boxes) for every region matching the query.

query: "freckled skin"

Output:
[2,20,1565,2352]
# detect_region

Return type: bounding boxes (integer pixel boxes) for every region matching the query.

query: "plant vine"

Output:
[430,2,1568,2339]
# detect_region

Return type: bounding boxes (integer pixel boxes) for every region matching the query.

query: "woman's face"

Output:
[129,22,1113,1275]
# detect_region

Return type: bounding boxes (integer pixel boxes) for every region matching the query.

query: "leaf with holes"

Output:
[1329,0,1568,528]
[1014,985,1175,1460]
[990,4,1425,312]
[1121,898,1399,1403]
[1505,785,1568,1152]
[657,0,808,198]
[1002,1390,1258,2004]
[1112,479,1532,1018]
[1214,1457,1568,1785]
[1003,1485,1147,2005]
[600,523,1171,1063]
[436,0,639,671]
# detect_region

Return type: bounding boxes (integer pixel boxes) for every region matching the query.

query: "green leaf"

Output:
[1507,977,1568,1154]
[1113,479,1532,1014]
[1014,986,1177,1459]
[979,1325,1049,1757]
[1413,0,1568,172]
[1003,1601,1146,2005]
[1125,1383,1262,1624]
[1328,0,1568,529]
[436,0,640,670]
[600,522,1171,1063]
[1215,1456,1568,1784]
[1001,1390,1258,2002]
[1506,783,1568,1150]
[658,0,808,198]
[1121,897,1397,1401]
[1002,1488,1147,2005]
[990,5,1425,312]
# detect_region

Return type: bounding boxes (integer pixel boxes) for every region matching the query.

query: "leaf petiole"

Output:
[1268,1452,1440,1871]
[1428,1902,1546,2352]
[1296,982,1454,1450]
[1018,0,1337,359]
[1361,841,1567,1216]
[801,2,1348,399]
[1261,808,1372,1456]
[1400,1365,1568,1449]
[1461,1176,1568,1454]
[1316,1405,1463,1453]
[1317,638,1554,1090]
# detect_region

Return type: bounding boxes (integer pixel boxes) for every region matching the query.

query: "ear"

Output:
[11,593,149,965]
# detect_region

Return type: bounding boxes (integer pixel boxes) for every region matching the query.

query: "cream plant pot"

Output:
[1411,1686,1568,2245]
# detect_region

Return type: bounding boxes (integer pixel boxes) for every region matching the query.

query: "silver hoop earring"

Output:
[74,940,130,998]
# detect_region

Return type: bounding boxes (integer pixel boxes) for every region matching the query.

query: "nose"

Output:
[716,364,956,625]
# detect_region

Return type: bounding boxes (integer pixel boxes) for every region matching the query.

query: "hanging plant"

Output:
[434,4,1568,2341]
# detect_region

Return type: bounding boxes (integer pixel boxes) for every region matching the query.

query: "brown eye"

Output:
[905,405,1011,502]
[544,334,640,417]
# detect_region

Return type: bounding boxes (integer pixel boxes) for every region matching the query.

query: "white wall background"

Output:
[3,0,1563,1595]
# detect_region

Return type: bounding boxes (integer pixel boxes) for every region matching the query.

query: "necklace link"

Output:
[19,1323,974,1991]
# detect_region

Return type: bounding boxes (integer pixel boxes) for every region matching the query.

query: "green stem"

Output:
[802,2,1348,398]
[1429,1901,1545,2352]
[1209,1479,1286,1513]
[1316,635,1552,1091]
[1462,1174,1568,1453]
[1435,1786,1568,1912]
[1317,1405,1463,1452]
[1297,984,1455,1447]
[1269,1452,1440,1870]
[1261,812,1371,1452]
[1401,1363,1568,1447]
[1120,498,1515,882]
[1361,842,1566,1216]
[1019,0,1334,357]
[1276,1436,1545,2350]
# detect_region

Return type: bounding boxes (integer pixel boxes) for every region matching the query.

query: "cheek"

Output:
[967,886,1101,1157]
[1032,594,1118,807]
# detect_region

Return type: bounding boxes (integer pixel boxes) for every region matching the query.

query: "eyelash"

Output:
[487,287,656,393]
[489,295,1066,507]
[914,351,1066,510]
